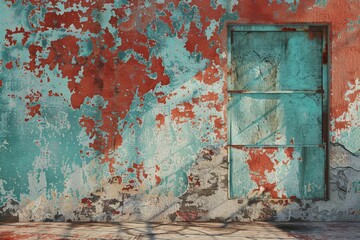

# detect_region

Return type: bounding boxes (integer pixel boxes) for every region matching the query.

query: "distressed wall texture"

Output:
[0,0,359,222]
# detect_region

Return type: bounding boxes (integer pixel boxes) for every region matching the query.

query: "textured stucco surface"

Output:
[0,0,359,222]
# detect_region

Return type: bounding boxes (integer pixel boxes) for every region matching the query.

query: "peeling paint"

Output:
[0,0,359,222]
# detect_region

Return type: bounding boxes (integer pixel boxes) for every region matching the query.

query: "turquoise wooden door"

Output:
[228,25,328,199]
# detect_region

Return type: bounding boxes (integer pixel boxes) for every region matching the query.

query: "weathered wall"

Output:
[0,0,359,222]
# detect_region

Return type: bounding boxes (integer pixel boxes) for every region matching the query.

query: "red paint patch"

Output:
[122,184,135,191]
[116,176,122,184]
[136,117,143,126]
[194,64,221,85]
[42,11,82,30]
[79,116,96,139]
[48,90,61,97]
[284,148,295,160]
[171,102,195,124]
[5,27,31,46]
[114,134,123,148]
[176,211,199,221]
[156,114,165,128]
[246,148,284,198]
[26,104,41,118]
[5,61,13,69]
[200,92,219,102]
[127,162,148,184]
[155,175,161,185]
[25,91,42,104]
[188,173,201,187]
[213,117,225,139]
[133,162,148,183]
[155,92,168,104]
[81,197,92,207]
[42,36,82,82]
[27,44,43,75]
[149,56,170,86]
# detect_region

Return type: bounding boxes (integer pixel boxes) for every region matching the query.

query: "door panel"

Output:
[229,31,323,91]
[228,93,323,145]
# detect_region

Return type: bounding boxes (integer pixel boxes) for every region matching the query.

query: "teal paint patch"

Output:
[273,147,325,198]
[0,2,105,204]
[114,0,129,8]
[0,63,103,203]
[218,12,239,33]
[0,102,41,202]
[269,0,300,11]
[210,0,218,10]
[230,31,323,91]
[214,0,239,12]
[338,128,360,155]
[148,73,158,79]
[146,19,173,41]
[169,2,202,33]
[315,0,329,7]
[229,148,257,198]
[157,36,208,84]
[118,51,129,61]
[205,20,219,40]
[77,37,93,57]
[228,93,323,145]
[146,16,208,86]
[91,4,114,30]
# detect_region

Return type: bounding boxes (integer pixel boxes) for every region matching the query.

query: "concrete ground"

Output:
[0,222,359,239]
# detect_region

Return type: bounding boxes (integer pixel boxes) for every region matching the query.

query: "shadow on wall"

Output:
[1,143,360,222]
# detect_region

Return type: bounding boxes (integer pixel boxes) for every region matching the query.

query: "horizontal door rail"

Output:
[228,25,327,32]
[228,144,325,148]
[228,90,324,94]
